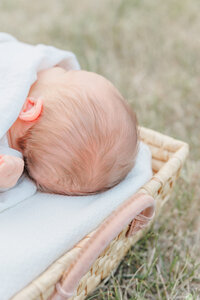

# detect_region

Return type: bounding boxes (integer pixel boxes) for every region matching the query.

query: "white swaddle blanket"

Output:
[0,33,153,300]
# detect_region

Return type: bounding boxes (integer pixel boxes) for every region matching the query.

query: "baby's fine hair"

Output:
[18,71,138,195]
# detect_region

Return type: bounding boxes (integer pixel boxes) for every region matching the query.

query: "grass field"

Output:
[0,0,199,299]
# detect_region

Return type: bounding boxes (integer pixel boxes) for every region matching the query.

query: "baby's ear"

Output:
[19,97,43,122]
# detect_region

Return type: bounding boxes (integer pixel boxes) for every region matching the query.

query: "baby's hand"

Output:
[0,155,24,189]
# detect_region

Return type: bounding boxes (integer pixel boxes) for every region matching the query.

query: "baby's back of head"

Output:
[18,70,138,195]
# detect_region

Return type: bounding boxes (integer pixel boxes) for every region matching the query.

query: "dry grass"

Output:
[0,0,199,299]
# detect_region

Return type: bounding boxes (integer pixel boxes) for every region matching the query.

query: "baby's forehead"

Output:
[39,67,115,91]
[62,70,120,99]
[37,68,123,110]
[62,70,107,85]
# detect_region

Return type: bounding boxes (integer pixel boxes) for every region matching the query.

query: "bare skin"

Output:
[0,155,24,189]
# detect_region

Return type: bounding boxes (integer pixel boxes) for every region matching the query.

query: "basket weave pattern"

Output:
[11,127,189,300]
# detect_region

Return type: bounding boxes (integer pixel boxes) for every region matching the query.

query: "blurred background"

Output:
[0,0,199,298]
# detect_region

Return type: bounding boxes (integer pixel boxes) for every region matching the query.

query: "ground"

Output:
[0,0,199,299]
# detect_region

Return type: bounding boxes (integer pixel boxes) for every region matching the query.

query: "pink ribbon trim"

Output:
[49,193,155,300]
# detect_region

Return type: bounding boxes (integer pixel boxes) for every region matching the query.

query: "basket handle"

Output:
[49,193,155,300]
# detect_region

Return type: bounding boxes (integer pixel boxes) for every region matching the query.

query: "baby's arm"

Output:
[0,155,24,189]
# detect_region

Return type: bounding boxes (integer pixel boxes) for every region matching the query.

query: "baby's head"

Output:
[13,68,138,195]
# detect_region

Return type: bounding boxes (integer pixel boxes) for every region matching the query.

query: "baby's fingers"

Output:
[0,155,4,165]
[0,155,24,175]
[0,155,24,189]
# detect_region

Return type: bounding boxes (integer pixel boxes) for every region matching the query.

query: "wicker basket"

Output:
[11,127,189,300]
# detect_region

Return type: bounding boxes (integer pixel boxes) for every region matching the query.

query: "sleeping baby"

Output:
[0,68,138,195]
[0,35,138,196]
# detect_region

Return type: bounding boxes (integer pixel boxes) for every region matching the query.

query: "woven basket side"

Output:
[139,127,186,152]
[140,144,188,199]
